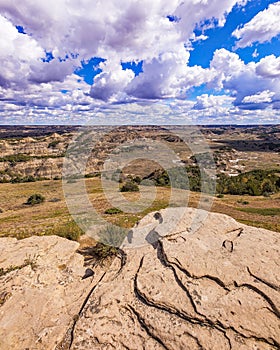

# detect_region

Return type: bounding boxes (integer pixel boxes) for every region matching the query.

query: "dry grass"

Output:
[0,178,280,241]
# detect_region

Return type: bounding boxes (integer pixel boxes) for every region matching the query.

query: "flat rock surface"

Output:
[0,208,279,350]
[0,235,95,350]
[71,207,280,350]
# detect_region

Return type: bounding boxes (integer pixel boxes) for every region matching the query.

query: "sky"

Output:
[0,0,280,125]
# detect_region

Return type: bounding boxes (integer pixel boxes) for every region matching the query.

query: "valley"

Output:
[0,125,280,238]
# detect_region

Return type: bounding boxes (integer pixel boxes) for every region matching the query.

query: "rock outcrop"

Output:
[0,133,70,181]
[0,208,279,350]
[71,208,279,350]
[0,236,99,350]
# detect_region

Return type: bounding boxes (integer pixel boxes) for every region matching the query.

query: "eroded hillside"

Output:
[1,125,280,182]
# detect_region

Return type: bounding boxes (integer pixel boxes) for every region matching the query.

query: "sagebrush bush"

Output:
[104,207,123,215]
[98,224,128,247]
[26,193,45,205]
[77,242,119,267]
[120,181,139,192]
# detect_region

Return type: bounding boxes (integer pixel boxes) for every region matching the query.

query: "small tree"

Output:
[133,176,142,184]
[26,193,45,205]
[261,179,276,195]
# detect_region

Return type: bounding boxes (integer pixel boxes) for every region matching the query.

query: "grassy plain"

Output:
[0,177,279,241]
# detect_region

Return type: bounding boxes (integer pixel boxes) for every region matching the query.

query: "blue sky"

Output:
[0,0,280,124]
[189,0,280,66]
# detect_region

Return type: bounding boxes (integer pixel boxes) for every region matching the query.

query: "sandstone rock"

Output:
[10,158,63,178]
[49,133,64,141]
[23,137,36,143]
[0,235,97,350]
[0,208,279,350]
[71,208,279,350]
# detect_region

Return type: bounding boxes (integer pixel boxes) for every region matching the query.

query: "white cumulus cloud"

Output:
[210,49,280,110]
[233,1,280,48]
[242,90,275,104]
[0,14,44,86]
[0,0,248,91]
[1,0,280,124]
[256,54,280,78]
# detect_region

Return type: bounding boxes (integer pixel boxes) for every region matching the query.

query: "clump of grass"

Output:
[49,197,61,203]
[98,224,128,247]
[238,219,280,233]
[77,242,119,267]
[104,207,123,215]
[0,256,37,277]
[237,199,249,205]
[46,220,84,241]
[237,207,280,216]
[26,193,45,205]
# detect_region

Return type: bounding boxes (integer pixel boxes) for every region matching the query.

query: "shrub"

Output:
[120,181,139,192]
[261,179,276,194]
[46,220,83,241]
[263,192,271,198]
[133,176,142,184]
[49,197,61,203]
[217,194,224,198]
[11,175,36,183]
[104,207,123,215]
[237,199,249,205]
[84,173,94,178]
[48,140,60,148]
[84,172,101,179]
[26,193,45,205]
[217,169,280,196]
[0,154,32,163]
[98,224,128,247]
[77,242,119,266]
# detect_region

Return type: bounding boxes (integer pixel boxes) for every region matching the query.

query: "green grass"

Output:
[0,153,65,163]
[45,220,84,241]
[0,214,21,223]
[104,207,123,215]
[238,219,280,232]
[77,242,119,267]
[110,200,169,228]
[98,224,128,247]
[31,208,68,220]
[0,257,37,277]
[141,200,169,215]
[237,207,280,216]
